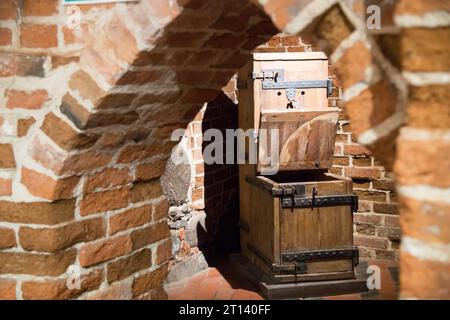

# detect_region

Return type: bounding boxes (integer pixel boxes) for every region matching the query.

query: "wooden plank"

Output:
[280,204,353,252]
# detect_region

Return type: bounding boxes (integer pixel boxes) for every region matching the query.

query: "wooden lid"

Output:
[253,52,328,61]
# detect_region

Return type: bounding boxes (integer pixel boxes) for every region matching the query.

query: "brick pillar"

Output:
[393,0,450,299]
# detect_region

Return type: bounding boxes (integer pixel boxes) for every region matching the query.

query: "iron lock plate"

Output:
[252,68,333,96]
[281,194,359,212]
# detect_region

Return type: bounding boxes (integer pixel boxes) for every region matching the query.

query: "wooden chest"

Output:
[239,173,359,283]
[237,52,340,173]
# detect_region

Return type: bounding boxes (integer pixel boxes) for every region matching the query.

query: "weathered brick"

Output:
[21,167,80,201]
[155,239,172,265]
[153,198,170,221]
[345,80,397,136]
[84,111,139,129]
[19,217,105,253]
[315,5,354,55]
[130,221,170,250]
[0,27,12,46]
[401,27,450,72]
[395,139,450,188]
[0,200,75,224]
[87,279,132,300]
[343,144,372,156]
[0,279,16,300]
[68,70,106,105]
[23,0,58,16]
[400,252,450,299]
[378,226,402,241]
[130,180,163,203]
[373,202,398,215]
[84,167,131,193]
[354,235,389,249]
[5,89,48,109]
[135,160,167,182]
[0,177,12,196]
[0,53,46,77]
[41,113,99,150]
[0,227,16,249]
[132,264,168,297]
[0,0,19,20]
[0,249,76,276]
[60,93,91,130]
[17,117,36,137]
[109,206,152,235]
[80,187,130,216]
[107,249,152,283]
[400,197,450,244]
[335,41,373,89]
[20,24,58,48]
[344,167,381,180]
[79,234,132,267]
[22,269,103,300]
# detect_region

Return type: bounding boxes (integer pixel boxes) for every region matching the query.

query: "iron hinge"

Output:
[281,193,359,211]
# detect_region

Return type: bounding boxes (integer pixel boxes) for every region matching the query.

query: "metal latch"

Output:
[253,68,333,105]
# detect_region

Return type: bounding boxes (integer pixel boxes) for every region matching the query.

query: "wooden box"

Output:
[239,172,359,283]
[238,52,339,172]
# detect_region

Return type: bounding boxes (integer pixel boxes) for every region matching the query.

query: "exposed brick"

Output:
[23,0,58,16]
[0,279,16,300]
[58,151,113,176]
[315,5,354,55]
[0,53,46,77]
[87,279,132,300]
[335,41,373,89]
[107,249,152,283]
[19,217,105,253]
[0,27,12,46]
[354,213,383,226]
[80,187,130,216]
[21,167,80,201]
[344,167,381,180]
[354,235,389,249]
[135,160,167,182]
[84,167,132,193]
[0,0,19,20]
[41,112,99,150]
[109,206,152,235]
[0,200,75,224]
[0,144,15,168]
[153,198,170,221]
[344,144,372,156]
[378,227,402,241]
[97,93,137,110]
[132,264,168,297]
[84,111,139,129]
[5,89,48,109]
[22,269,103,300]
[130,180,163,203]
[0,227,16,249]
[20,24,58,48]
[17,117,36,137]
[155,239,172,265]
[68,70,105,105]
[130,221,170,250]
[400,252,450,299]
[51,55,79,69]
[373,202,398,215]
[0,177,12,196]
[355,190,387,202]
[345,80,397,136]
[395,139,450,188]
[79,234,133,267]
[60,93,91,130]
[0,249,76,276]
[401,28,450,72]
[400,197,450,244]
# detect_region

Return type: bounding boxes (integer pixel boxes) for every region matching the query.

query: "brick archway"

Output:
[0,0,449,299]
